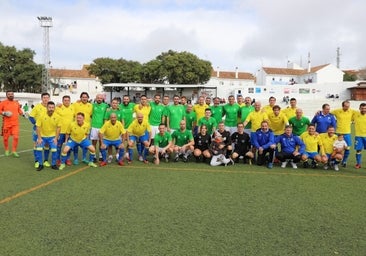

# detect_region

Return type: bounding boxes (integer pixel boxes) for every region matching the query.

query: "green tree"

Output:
[144,50,212,84]
[87,57,142,84]
[0,42,42,92]
[343,72,357,81]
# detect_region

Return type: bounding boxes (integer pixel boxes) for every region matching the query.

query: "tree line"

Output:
[0,42,212,93]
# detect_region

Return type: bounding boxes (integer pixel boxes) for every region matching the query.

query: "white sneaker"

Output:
[323,164,329,170]
[138,155,143,162]
[334,164,339,171]
[115,153,119,160]
[107,155,113,164]
[290,161,298,169]
[281,161,288,168]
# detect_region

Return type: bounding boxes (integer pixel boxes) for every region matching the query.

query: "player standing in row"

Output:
[54,95,75,166]
[223,95,240,134]
[166,95,185,133]
[90,94,108,162]
[119,95,135,129]
[149,94,165,145]
[0,90,23,157]
[331,100,355,167]
[185,103,197,135]
[72,92,93,164]
[29,92,50,168]
[239,96,254,135]
[210,97,224,125]
[352,103,366,169]
[35,101,60,171]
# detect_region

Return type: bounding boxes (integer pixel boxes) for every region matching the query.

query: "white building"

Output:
[256,63,344,86]
[49,65,104,102]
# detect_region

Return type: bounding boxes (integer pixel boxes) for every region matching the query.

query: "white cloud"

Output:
[0,0,365,73]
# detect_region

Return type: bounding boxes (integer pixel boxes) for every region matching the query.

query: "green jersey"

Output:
[120,102,135,128]
[154,131,172,147]
[149,101,165,126]
[172,129,193,147]
[211,105,224,124]
[223,103,240,127]
[198,117,217,135]
[240,105,254,129]
[185,111,197,131]
[104,108,123,122]
[167,104,185,130]
[289,116,311,136]
[91,102,108,128]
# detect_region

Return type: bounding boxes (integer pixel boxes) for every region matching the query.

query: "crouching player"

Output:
[231,123,254,164]
[99,113,126,166]
[59,112,97,170]
[127,113,151,164]
[149,123,173,165]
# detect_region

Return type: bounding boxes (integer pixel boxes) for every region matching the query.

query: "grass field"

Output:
[1,118,366,255]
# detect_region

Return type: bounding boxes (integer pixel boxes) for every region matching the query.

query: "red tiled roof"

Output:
[343,69,359,76]
[211,70,255,80]
[262,64,331,75]
[50,65,96,79]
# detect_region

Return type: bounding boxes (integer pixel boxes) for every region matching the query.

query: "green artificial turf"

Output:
[1,118,366,255]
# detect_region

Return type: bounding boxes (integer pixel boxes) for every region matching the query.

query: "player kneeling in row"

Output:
[231,123,254,165]
[193,124,212,163]
[172,120,194,162]
[209,132,234,166]
[99,113,127,167]
[59,112,97,170]
[150,123,173,165]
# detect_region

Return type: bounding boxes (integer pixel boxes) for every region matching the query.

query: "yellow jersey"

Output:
[55,105,75,133]
[281,107,297,119]
[320,133,338,154]
[268,112,288,135]
[36,113,60,137]
[127,119,151,136]
[331,108,355,134]
[133,104,151,120]
[245,111,269,132]
[100,120,126,141]
[262,105,275,116]
[29,103,47,121]
[352,112,366,137]
[67,121,90,143]
[73,102,93,124]
[193,104,209,121]
[300,132,324,155]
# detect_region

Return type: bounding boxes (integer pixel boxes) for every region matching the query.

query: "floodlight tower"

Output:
[37,16,53,92]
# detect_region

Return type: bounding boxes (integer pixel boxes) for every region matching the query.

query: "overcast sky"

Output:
[1,0,365,74]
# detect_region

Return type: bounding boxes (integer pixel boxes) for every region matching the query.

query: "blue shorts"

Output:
[36,136,57,150]
[57,134,66,146]
[103,139,122,148]
[303,152,318,159]
[66,138,92,149]
[129,131,149,143]
[338,133,352,147]
[354,136,366,151]
[250,132,256,146]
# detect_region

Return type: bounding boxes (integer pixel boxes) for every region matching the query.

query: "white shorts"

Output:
[90,127,100,140]
[225,126,237,135]
[151,125,159,139]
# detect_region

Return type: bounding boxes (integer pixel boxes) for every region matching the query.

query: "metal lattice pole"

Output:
[37,16,52,93]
